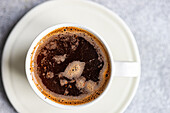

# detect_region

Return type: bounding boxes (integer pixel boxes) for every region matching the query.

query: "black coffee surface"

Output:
[36,33,104,96]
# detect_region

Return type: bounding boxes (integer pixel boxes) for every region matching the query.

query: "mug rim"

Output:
[25,23,115,109]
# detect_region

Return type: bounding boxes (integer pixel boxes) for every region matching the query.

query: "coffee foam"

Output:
[53,54,67,64]
[61,61,85,79]
[30,26,111,105]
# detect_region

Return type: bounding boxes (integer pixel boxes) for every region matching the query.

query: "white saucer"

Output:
[2,0,141,113]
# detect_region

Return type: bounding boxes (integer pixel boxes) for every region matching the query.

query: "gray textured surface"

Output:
[0,0,170,113]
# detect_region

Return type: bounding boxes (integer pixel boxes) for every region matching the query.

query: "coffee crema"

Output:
[30,26,111,105]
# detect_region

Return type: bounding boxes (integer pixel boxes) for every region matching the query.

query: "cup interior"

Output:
[25,23,115,109]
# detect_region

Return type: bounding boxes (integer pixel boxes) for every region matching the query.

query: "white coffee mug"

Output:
[25,23,139,109]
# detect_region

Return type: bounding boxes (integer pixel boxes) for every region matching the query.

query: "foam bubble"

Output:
[61,61,85,79]
[64,89,69,95]
[53,54,67,64]
[85,80,97,92]
[46,72,54,78]
[60,79,68,86]
[46,41,57,50]
[75,76,86,89]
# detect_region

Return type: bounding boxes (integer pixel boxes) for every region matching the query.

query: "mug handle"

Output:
[114,61,140,77]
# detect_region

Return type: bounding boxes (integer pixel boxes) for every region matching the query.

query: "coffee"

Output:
[30,26,111,105]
